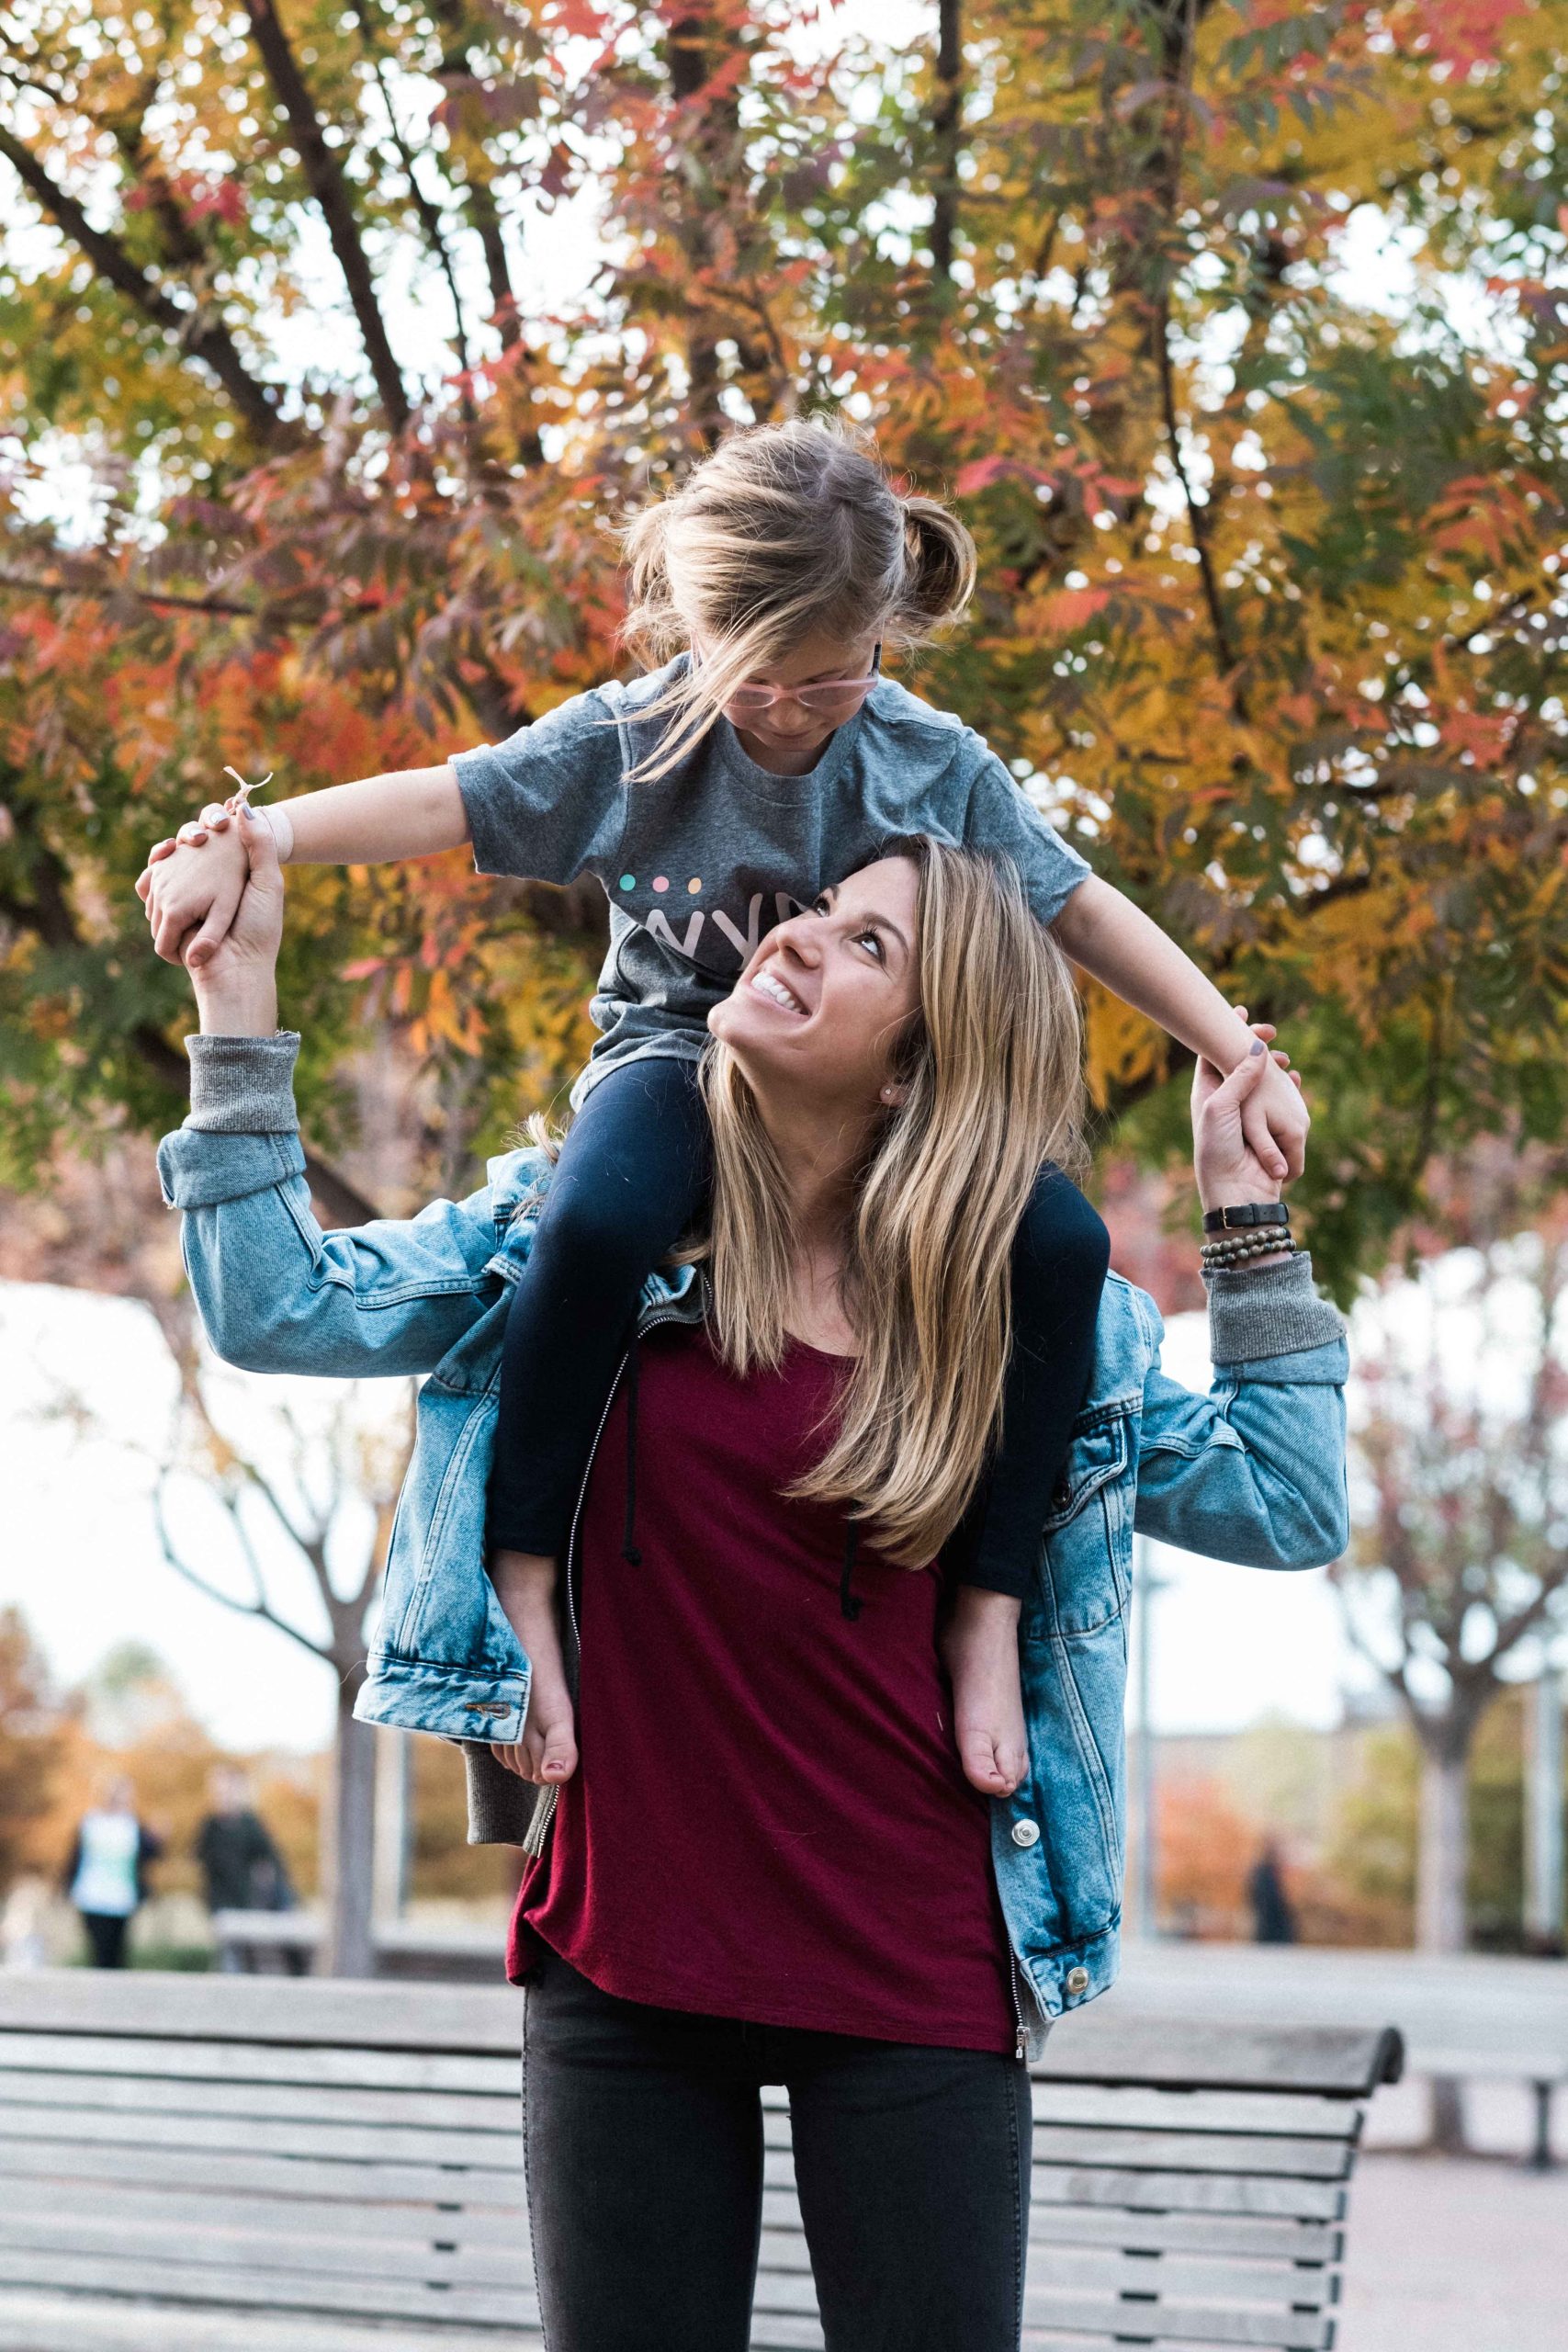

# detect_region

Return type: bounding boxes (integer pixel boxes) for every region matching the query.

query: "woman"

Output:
[62,1775,163,1970]
[158,806,1346,2352]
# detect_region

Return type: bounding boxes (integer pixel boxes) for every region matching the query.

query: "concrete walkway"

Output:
[1337,2154,1568,2351]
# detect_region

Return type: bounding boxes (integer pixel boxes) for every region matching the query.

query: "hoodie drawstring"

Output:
[840,1519,863,1621]
[621,1334,642,1566]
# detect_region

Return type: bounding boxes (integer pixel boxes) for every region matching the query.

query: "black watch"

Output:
[1202,1202,1291,1236]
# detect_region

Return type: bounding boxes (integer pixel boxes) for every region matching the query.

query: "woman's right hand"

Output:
[187,800,287,1037]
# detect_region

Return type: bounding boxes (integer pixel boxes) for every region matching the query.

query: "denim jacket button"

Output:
[1066,1965,1089,1996]
[1010,1819,1041,1849]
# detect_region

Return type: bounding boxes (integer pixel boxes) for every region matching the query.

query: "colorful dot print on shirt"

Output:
[688,877,703,895]
[652,876,669,893]
[619,875,636,892]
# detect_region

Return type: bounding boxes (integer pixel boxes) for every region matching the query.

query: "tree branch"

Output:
[466,174,522,353]
[151,1476,331,1664]
[0,568,257,617]
[931,0,962,282]
[0,119,286,445]
[243,0,412,429]
[428,0,524,355]
[350,2,475,399]
[1154,292,1247,717]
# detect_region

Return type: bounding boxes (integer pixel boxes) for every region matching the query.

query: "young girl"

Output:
[140,420,1306,1809]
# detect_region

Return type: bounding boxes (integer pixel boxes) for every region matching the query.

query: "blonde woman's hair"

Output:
[692,838,1089,1566]
[619,417,976,783]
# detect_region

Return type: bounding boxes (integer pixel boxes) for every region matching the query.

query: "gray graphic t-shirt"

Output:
[453,658,1091,1102]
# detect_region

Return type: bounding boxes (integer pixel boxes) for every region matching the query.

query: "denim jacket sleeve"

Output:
[1132,1255,1349,1571]
[156,1033,498,1377]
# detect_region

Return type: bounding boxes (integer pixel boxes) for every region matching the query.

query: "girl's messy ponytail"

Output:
[900,495,976,628]
[616,419,977,782]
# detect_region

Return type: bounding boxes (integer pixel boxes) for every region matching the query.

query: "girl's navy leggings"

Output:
[486,1055,1110,1594]
[523,1946,1032,2352]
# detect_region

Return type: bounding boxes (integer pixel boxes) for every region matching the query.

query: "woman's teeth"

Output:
[750,968,806,1014]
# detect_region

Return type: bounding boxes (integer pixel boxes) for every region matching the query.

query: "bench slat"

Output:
[0,2291,543,2352]
[0,2031,518,2098]
[1028,2205,1341,2263]
[0,2247,537,2330]
[1029,2085,1359,2140]
[0,2068,518,2135]
[1030,2127,1353,2181]
[0,1973,525,2056]
[0,2177,532,2256]
[1032,2168,1346,2222]
[1022,2248,1335,2308]
[0,2211,531,2293]
[0,2098,526,2171]
[1037,2016,1402,2098]
[1021,2289,1333,2350]
[763,2114,1355,2181]
[0,2135,527,2211]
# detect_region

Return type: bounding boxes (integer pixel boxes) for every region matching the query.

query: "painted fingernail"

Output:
[1249,1038,1265,1057]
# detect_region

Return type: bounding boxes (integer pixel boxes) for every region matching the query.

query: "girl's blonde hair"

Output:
[692,838,1089,1566]
[619,417,976,783]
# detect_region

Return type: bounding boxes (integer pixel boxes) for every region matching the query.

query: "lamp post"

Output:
[1526,1664,1564,1953]
[1132,1533,1164,1938]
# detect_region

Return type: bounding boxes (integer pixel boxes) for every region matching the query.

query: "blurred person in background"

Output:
[62,1775,163,1970]
[0,1873,53,1970]
[195,1767,304,1973]
[1247,1838,1297,1946]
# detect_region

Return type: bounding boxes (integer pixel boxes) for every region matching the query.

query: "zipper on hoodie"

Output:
[1008,1950,1031,2064]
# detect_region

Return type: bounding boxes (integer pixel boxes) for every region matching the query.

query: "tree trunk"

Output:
[1416,1737,1469,1955]
[321,1663,378,1976]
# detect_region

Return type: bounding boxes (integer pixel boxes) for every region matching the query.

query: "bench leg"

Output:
[1526,2079,1555,2172]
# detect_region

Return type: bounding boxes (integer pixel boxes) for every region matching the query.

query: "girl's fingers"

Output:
[184,901,237,971]
[176,821,209,847]
[1239,1090,1290,1182]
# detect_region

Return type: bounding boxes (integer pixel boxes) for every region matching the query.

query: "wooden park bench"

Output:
[0,1969,1402,2351]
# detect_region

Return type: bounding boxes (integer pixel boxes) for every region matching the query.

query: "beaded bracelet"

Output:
[1201,1234,1297,1272]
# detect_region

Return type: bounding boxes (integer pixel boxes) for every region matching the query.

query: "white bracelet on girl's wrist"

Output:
[255,804,294,862]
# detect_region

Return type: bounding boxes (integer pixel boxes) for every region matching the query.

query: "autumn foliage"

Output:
[0,0,1563,1283]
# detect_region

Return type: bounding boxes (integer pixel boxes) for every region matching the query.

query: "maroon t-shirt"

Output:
[508,1324,1015,2053]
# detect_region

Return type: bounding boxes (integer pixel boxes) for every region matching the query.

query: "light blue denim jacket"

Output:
[159,1034,1348,2050]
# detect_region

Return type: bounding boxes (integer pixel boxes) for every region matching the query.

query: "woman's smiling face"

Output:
[707,854,921,1110]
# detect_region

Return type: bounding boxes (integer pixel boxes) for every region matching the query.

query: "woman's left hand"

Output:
[1192,1016,1302,1214]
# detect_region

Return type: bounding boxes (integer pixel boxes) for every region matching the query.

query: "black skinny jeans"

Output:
[523,1951,1032,2352]
[488,1057,1110,1589]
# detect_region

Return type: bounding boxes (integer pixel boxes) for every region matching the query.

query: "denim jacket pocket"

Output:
[1033,1408,1134,1638]
[1042,1411,1133,1532]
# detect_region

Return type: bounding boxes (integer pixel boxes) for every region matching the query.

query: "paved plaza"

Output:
[1337,2154,1568,2352]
